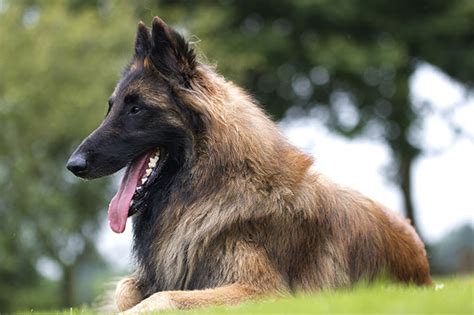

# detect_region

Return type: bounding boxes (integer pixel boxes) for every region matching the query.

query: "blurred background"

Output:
[0,0,473,312]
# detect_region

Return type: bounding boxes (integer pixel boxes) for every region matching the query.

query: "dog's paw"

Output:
[121,292,176,314]
[115,277,142,312]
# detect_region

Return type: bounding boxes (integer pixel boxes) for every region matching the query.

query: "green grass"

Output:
[174,277,473,315]
[43,276,474,314]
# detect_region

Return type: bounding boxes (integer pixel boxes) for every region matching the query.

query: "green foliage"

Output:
[430,224,474,275]
[0,1,136,311]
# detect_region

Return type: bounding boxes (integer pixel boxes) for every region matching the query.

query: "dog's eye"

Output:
[130,106,141,114]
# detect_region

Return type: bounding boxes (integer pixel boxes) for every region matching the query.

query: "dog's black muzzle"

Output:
[66,152,88,177]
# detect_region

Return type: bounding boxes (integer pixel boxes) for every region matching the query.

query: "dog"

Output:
[66,17,431,313]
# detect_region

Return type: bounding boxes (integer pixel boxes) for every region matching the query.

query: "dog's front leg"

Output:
[121,283,260,314]
[115,276,143,312]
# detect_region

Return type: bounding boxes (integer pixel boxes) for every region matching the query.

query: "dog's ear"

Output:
[149,16,196,86]
[134,21,151,59]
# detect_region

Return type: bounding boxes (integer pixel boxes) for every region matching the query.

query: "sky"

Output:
[97,63,474,271]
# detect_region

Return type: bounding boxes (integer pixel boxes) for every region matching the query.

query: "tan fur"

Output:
[115,277,142,312]
[122,284,261,314]
[113,21,431,313]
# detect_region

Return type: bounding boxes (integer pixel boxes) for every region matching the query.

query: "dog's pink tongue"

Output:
[108,154,150,233]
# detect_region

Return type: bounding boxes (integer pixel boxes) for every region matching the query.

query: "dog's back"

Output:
[288,172,432,290]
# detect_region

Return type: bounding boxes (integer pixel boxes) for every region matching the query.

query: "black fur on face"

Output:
[68,71,195,180]
[67,17,201,181]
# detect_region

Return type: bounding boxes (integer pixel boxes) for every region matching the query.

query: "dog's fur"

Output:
[68,17,431,313]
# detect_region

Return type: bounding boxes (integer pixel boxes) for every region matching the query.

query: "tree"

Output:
[140,0,474,237]
[0,1,135,310]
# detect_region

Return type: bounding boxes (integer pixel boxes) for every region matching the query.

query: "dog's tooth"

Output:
[141,177,147,185]
[129,200,134,207]
[145,168,152,176]
[148,159,157,168]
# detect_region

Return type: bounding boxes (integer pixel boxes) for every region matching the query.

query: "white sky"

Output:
[96,63,474,271]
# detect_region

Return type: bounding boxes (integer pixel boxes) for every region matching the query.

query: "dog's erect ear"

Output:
[149,16,196,86]
[135,21,151,60]
[134,21,151,59]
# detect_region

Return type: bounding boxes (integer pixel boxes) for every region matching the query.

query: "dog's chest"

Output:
[137,213,215,293]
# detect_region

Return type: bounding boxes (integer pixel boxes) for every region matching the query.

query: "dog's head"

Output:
[66,17,202,233]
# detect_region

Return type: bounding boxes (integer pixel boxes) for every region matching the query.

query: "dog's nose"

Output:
[66,154,88,176]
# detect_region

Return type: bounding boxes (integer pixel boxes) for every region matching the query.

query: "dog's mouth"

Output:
[108,148,166,233]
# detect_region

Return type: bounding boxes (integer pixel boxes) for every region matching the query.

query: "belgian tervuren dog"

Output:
[66,17,431,313]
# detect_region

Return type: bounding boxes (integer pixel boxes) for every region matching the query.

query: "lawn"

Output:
[174,277,473,315]
[50,276,474,314]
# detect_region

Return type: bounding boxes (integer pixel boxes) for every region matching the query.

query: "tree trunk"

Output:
[61,264,75,308]
[387,63,424,241]
[399,154,420,236]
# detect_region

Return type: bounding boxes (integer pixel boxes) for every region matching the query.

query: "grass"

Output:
[43,276,474,314]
